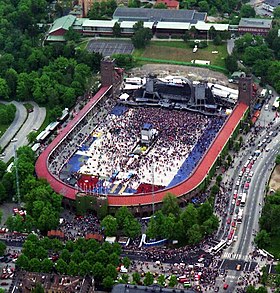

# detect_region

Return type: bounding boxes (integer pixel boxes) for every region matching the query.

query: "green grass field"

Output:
[133,41,228,67]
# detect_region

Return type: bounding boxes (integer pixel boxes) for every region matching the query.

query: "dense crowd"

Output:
[50,99,226,194]
[58,212,102,240]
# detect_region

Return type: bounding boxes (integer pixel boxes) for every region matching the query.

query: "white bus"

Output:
[237,209,243,223]
[209,239,227,254]
[241,193,247,206]
[272,97,280,111]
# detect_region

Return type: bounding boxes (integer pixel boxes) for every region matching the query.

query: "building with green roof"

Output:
[46,15,77,42]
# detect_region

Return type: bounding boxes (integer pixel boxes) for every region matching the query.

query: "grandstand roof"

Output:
[113,7,206,23]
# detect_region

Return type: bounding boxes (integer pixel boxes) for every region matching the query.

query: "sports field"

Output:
[133,41,228,67]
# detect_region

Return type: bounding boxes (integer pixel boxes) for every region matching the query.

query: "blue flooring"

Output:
[111,105,127,116]
[167,118,225,188]
[68,154,88,173]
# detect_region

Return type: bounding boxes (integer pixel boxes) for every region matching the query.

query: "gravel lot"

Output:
[129,64,238,89]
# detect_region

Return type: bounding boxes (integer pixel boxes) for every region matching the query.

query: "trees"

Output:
[240,4,256,18]
[132,272,141,284]
[56,259,68,274]
[29,258,41,272]
[276,154,280,165]
[168,275,178,287]
[102,276,114,290]
[213,34,222,46]
[0,78,9,99]
[162,193,180,217]
[132,21,152,49]
[225,55,238,73]
[124,217,141,239]
[79,260,92,276]
[112,54,135,70]
[143,272,154,286]
[154,2,167,8]
[255,230,270,249]
[0,241,6,256]
[64,27,81,43]
[101,215,118,236]
[198,0,209,12]
[273,6,280,18]
[27,131,37,144]
[112,22,121,38]
[16,254,29,270]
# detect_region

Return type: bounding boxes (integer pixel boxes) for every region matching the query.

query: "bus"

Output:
[272,97,280,111]
[237,209,243,223]
[209,239,227,254]
[241,193,247,206]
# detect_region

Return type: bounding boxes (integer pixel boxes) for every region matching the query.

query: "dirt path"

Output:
[269,165,280,192]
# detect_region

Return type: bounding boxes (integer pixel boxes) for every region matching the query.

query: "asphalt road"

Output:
[2,102,46,163]
[0,101,27,151]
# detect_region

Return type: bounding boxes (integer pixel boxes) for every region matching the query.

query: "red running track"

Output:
[35,87,248,207]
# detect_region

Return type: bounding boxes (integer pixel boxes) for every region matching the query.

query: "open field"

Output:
[133,41,228,67]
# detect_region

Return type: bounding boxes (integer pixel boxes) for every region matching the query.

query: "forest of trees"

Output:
[1,146,62,233]
[225,28,280,94]
[16,234,128,290]
[0,0,102,115]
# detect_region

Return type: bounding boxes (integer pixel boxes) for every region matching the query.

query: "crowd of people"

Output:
[49,97,227,195]
[57,212,102,240]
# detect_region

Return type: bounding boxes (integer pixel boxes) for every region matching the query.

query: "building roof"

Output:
[112,284,195,293]
[156,0,179,9]
[195,21,229,31]
[49,15,76,34]
[263,0,280,8]
[113,7,206,23]
[120,21,154,29]
[156,21,191,30]
[82,19,117,28]
[239,18,272,29]
[46,35,66,42]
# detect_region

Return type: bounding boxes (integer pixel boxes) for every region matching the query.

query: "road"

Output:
[1,101,46,163]
[0,101,27,151]
[214,95,280,291]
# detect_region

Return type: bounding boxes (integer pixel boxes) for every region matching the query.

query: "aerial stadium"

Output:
[35,57,252,215]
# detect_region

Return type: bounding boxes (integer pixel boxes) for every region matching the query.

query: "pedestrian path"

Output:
[222,252,251,261]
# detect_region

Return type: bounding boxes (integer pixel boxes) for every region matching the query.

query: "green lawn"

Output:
[76,40,90,51]
[133,41,228,67]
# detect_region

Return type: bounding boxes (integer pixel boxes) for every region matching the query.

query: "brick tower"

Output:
[100,56,123,97]
[238,75,255,114]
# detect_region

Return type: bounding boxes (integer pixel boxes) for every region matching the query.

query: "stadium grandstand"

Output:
[35,58,252,215]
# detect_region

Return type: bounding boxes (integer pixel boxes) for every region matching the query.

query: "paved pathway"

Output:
[0,101,27,151]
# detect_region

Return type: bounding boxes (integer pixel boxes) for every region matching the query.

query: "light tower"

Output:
[14,144,21,205]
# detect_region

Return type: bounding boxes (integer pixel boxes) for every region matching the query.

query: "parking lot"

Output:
[0,246,20,290]
[86,39,134,56]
